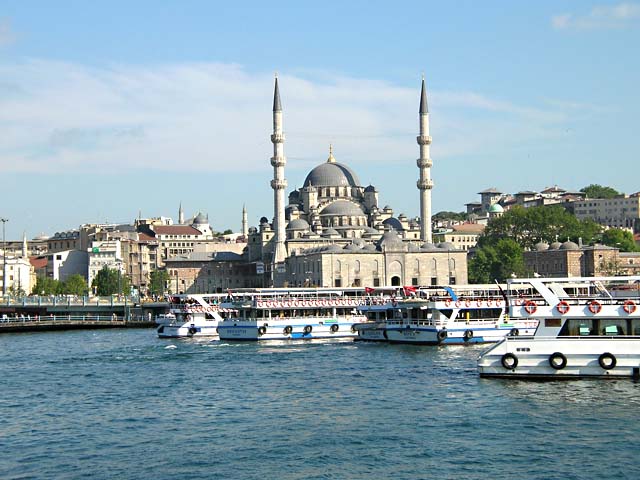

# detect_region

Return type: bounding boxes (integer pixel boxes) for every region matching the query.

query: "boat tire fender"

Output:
[437,330,448,342]
[330,324,339,333]
[501,352,518,370]
[188,327,197,335]
[258,326,267,336]
[598,352,617,370]
[509,328,519,337]
[303,325,312,335]
[463,329,474,341]
[548,352,568,370]
[283,325,292,335]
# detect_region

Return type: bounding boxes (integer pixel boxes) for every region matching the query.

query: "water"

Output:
[1,330,639,480]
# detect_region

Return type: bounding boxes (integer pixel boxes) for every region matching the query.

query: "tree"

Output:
[481,205,601,250]
[32,276,61,295]
[149,269,170,296]
[92,266,130,296]
[469,238,528,283]
[580,184,621,199]
[600,228,638,252]
[61,274,89,296]
[433,211,467,222]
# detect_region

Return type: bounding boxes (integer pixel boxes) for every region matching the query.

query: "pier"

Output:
[0,295,170,333]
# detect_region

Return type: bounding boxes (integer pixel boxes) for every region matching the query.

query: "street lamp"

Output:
[1,218,8,296]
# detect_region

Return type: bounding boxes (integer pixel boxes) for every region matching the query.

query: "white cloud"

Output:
[552,2,640,30]
[0,60,573,176]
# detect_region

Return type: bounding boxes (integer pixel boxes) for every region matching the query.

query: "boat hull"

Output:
[478,337,640,379]
[218,318,361,341]
[156,321,220,339]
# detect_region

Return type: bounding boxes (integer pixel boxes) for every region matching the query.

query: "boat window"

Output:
[560,319,594,336]
[600,319,626,335]
[630,319,640,335]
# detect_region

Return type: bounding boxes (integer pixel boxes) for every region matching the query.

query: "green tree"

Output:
[469,238,528,283]
[32,276,61,295]
[580,184,621,199]
[482,205,601,250]
[61,274,89,295]
[149,269,169,296]
[600,228,638,252]
[92,266,130,296]
[433,211,468,222]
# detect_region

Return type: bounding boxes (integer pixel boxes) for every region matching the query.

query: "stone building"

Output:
[573,194,640,231]
[524,241,621,277]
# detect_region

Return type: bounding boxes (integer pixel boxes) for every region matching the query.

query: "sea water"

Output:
[1,329,639,480]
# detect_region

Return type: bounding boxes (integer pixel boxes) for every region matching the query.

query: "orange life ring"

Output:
[524,300,537,314]
[464,299,471,308]
[476,300,482,307]
[588,300,602,314]
[455,300,461,308]
[486,299,493,307]
[623,300,636,314]
[556,301,570,315]
[445,299,452,307]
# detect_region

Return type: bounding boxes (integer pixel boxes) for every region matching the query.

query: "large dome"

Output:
[320,200,365,216]
[303,162,361,188]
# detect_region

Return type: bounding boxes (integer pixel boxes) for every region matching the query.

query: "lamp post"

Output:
[1,218,8,296]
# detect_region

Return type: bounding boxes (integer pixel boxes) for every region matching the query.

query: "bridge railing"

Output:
[0,295,139,307]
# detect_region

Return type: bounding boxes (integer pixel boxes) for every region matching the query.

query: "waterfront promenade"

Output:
[0,295,166,333]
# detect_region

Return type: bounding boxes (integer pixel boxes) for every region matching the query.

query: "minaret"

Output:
[178,202,185,225]
[270,75,287,263]
[242,204,248,237]
[22,232,28,258]
[417,76,433,243]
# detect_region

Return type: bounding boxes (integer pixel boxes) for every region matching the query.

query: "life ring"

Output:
[556,301,570,315]
[455,300,461,308]
[444,299,452,307]
[523,300,537,314]
[283,325,292,335]
[330,324,339,333]
[437,330,448,342]
[588,300,602,314]
[258,326,267,336]
[303,325,312,335]
[486,299,493,307]
[548,352,567,370]
[501,352,518,370]
[508,328,519,337]
[463,329,474,341]
[188,326,197,335]
[464,299,471,308]
[598,352,617,370]
[350,324,357,333]
[623,300,636,314]
[476,300,482,307]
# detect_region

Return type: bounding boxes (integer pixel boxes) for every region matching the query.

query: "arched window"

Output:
[336,259,342,273]
[354,260,361,273]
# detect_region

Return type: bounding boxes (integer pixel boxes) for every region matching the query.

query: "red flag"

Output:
[365,287,375,294]
[403,286,417,296]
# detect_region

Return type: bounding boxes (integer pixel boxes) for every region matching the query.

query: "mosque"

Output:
[242,77,468,288]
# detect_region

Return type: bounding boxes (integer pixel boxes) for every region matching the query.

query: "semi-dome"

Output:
[344,243,361,251]
[550,241,562,250]
[438,242,456,250]
[286,219,310,230]
[321,228,341,238]
[382,217,404,231]
[420,242,439,251]
[560,241,580,250]
[377,230,404,248]
[303,162,361,188]
[362,243,377,251]
[320,200,365,216]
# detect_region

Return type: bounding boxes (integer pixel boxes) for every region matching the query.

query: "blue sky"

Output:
[1,1,639,240]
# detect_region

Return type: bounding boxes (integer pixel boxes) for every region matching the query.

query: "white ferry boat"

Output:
[216,288,369,341]
[477,276,640,379]
[156,293,229,338]
[356,285,537,345]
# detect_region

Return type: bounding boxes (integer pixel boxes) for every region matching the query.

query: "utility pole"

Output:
[1,218,8,296]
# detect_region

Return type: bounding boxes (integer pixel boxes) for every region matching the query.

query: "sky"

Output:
[0,0,639,241]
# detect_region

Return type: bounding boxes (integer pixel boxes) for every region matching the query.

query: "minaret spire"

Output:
[270,74,287,265]
[416,76,433,243]
[178,202,184,225]
[242,204,248,238]
[22,231,28,258]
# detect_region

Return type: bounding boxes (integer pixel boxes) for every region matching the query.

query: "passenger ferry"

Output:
[156,293,229,338]
[216,288,370,341]
[356,285,538,345]
[477,276,640,379]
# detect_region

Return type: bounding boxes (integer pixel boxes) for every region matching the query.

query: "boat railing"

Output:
[503,334,640,343]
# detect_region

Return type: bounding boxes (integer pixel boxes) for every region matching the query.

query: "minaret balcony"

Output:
[270,156,287,167]
[416,158,433,168]
[271,179,288,190]
[416,135,432,145]
[271,133,285,143]
[417,179,434,190]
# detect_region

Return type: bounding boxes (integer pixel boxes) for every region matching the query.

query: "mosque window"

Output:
[355,260,361,273]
